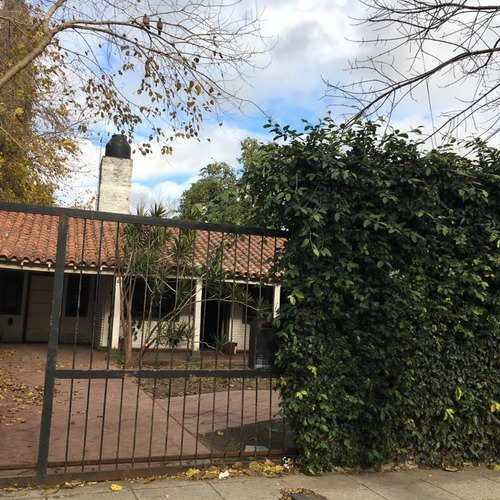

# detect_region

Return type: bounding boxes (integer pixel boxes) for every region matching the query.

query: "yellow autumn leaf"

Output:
[185,468,200,478]
[110,484,123,491]
[62,139,76,152]
[42,488,59,495]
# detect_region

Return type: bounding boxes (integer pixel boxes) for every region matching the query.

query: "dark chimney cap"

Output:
[105,134,131,159]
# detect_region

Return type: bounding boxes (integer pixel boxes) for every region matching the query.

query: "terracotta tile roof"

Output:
[0,211,284,279]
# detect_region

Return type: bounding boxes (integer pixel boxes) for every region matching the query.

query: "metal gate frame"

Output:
[0,203,291,486]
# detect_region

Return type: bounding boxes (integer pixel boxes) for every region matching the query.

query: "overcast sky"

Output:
[62,0,482,211]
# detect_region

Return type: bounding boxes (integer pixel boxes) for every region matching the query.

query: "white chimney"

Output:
[97,134,133,214]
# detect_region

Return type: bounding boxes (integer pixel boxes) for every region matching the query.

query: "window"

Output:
[130,278,177,319]
[65,275,91,317]
[242,285,273,324]
[0,271,24,315]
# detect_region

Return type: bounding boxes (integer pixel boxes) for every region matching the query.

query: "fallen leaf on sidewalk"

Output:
[185,468,200,478]
[201,470,219,480]
[110,484,123,491]
[42,488,59,495]
[280,488,327,500]
[488,463,500,470]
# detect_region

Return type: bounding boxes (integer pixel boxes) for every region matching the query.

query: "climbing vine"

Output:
[243,118,500,472]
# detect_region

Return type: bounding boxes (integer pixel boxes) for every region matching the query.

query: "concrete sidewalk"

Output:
[1,467,499,500]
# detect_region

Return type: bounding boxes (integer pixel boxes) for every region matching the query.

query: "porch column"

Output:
[192,279,203,351]
[273,285,281,319]
[110,276,122,349]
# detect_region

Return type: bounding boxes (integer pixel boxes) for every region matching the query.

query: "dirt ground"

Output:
[137,361,275,398]
[113,349,276,398]
[198,418,288,454]
[0,346,49,428]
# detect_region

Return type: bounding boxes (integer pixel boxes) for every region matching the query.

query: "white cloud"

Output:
[56,0,498,209]
[54,1,372,207]
[130,179,195,212]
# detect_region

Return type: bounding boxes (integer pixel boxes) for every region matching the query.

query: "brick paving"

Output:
[0,344,280,476]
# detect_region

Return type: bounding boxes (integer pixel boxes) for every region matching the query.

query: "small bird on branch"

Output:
[143,14,150,30]
[157,18,163,36]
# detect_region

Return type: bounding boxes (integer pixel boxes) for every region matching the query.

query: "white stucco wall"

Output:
[126,303,253,352]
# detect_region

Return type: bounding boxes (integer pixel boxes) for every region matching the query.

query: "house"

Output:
[0,136,285,352]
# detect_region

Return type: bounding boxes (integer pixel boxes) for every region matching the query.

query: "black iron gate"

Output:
[0,203,291,486]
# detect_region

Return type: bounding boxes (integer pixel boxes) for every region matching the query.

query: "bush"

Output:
[244,119,500,472]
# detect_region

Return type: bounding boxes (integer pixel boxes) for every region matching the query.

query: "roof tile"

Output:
[0,211,284,279]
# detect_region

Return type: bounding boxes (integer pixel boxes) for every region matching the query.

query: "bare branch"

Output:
[0,0,268,151]
[328,0,500,139]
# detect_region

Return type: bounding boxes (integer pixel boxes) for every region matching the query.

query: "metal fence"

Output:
[0,202,292,485]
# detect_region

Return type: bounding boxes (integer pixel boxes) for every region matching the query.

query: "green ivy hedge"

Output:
[243,119,500,473]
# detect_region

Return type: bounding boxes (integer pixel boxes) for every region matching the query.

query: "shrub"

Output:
[244,119,500,472]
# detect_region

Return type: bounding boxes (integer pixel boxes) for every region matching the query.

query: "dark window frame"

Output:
[65,274,91,318]
[130,277,178,320]
[0,270,24,315]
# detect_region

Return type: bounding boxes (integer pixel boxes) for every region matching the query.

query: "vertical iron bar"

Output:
[193,229,211,462]
[228,235,238,370]
[37,214,68,476]
[108,221,122,357]
[178,226,197,463]
[81,376,93,470]
[200,230,212,366]
[64,219,88,472]
[268,373,273,456]
[193,377,203,462]
[115,378,126,469]
[92,220,109,470]
[208,230,225,459]
[82,220,107,471]
[162,375,173,460]
[237,234,252,456]
[242,235,252,367]
[131,374,142,467]
[162,224,181,462]
[214,232,226,368]
[140,221,155,468]
[224,235,239,457]
[253,377,259,459]
[239,374,246,458]
[147,380,157,467]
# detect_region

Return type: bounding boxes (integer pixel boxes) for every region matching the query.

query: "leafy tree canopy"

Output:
[0,0,78,204]
[178,138,275,226]
[178,161,239,222]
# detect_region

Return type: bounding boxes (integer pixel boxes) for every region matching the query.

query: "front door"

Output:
[25,274,54,342]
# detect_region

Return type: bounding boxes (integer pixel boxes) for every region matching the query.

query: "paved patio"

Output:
[0,344,280,477]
